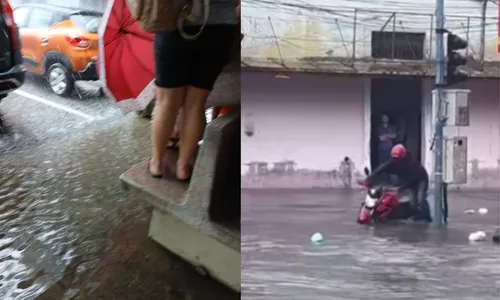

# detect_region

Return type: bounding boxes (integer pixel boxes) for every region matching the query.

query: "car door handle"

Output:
[41,37,49,43]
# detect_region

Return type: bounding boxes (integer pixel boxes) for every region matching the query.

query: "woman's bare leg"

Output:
[150,86,186,176]
[177,86,209,179]
[167,111,182,149]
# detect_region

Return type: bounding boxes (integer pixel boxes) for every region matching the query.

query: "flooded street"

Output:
[0,78,235,299]
[242,189,500,300]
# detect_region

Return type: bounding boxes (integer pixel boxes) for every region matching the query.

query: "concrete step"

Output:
[119,110,241,291]
[120,155,188,208]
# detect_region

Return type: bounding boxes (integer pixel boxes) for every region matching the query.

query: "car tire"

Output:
[46,62,75,97]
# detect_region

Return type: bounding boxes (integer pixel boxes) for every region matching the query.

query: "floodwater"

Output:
[0,109,151,299]
[0,81,235,299]
[241,189,500,300]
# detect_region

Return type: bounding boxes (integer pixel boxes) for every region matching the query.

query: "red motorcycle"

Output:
[357,169,413,224]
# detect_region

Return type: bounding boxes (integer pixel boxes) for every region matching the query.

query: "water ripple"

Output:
[242,191,500,300]
[0,116,152,299]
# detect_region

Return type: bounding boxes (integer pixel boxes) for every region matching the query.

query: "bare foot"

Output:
[149,157,163,177]
[176,163,191,181]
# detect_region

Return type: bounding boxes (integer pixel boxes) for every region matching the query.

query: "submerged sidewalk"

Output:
[38,209,238,300]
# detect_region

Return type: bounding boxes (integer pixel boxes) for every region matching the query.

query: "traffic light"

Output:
[446,33,468,85]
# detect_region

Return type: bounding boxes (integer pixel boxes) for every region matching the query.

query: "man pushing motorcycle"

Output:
[360,144,432,223]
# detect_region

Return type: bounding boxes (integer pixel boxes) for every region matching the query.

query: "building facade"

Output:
[241,71,499,190]
[242,0,500,73]
[241,0,499,191]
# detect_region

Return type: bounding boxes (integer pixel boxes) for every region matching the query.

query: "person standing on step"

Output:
[142,0,240,182]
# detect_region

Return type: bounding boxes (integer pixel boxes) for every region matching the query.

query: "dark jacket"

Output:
[366,156,428,189]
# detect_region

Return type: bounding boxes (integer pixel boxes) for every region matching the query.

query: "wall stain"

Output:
[261,20,324,60]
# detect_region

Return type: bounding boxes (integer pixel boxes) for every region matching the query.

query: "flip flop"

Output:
[148,159,162,178]
[167,137,180,151]
[177,175,191,183]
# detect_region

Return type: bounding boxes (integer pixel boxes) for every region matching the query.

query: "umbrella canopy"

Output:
[98,0,155,111]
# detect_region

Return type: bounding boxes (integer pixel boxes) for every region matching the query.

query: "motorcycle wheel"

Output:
[356,204,364,223]
[357,204,374,224]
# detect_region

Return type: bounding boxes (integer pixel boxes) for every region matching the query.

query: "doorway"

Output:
[370,77,422,170]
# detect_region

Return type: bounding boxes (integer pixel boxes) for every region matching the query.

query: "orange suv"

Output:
[13,4,101,96]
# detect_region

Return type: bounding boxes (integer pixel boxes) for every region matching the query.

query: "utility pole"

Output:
[433,0,469,227]
[479,0,488,67]
[433,0,445,227]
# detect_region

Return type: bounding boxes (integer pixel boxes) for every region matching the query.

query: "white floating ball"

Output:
[311,232,323,243]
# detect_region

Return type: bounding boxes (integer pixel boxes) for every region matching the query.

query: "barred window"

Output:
[371,31,426,60]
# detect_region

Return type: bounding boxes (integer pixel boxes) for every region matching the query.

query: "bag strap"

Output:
[177,0,210,40]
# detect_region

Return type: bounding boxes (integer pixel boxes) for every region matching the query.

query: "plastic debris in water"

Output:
[478,208,488,215]
[492,229,500,244]
[468,231,487,242]
[464,209,475,214]
[197,140,203,146]
[311,232,323,243]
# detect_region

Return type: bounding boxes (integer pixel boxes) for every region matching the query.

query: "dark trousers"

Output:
[378,148,391,167]
[377,149,391,182]
[409,180,431,220]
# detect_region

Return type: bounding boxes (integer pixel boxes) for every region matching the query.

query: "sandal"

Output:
[167,137,180,151]
[177,175,191,183]
[148,158,162,178]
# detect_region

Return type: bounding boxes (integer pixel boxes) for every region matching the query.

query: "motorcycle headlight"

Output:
[365,195,377,208]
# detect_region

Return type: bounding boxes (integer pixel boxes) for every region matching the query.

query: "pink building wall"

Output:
[242,71,500,190]
[242,71,366,172]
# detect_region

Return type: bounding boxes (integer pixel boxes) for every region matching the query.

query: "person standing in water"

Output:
[377,114,397,167]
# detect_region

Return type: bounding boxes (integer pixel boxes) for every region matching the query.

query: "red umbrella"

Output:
[98,0,155,111]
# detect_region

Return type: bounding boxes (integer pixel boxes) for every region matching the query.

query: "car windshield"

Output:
[70,13,101,34]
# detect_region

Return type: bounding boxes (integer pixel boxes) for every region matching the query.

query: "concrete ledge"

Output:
[120,112,241,291]
[149,209,241,292]
[242,56,500,78]
[188,111,241,225]
[120,158,188,209]
[120,113,240,246]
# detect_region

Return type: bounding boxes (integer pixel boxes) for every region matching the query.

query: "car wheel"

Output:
[47,63,75,97]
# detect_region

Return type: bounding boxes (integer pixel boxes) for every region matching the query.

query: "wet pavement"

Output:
[241,189,500,300]
[0,78,236,299]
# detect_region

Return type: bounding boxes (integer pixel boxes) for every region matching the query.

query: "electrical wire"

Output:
[244,0,499,17]
[242,0,498,34]
[241,0,499,61]
[243,2,498,32]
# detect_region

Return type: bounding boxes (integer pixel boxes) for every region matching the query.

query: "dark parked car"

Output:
[0,0,25,103]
